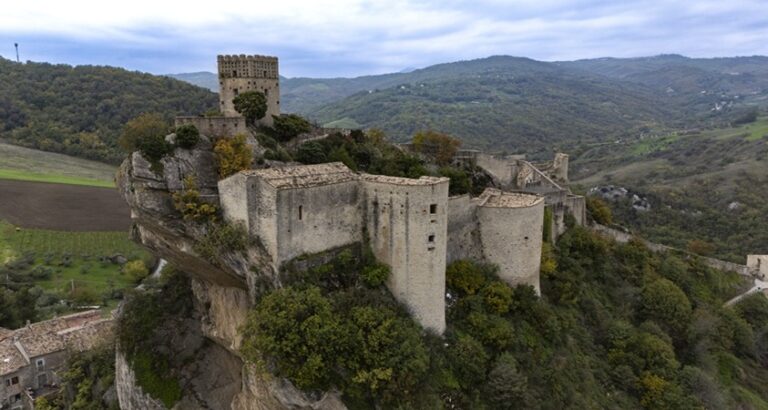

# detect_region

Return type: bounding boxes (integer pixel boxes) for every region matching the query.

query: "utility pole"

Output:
[14,43,19,62]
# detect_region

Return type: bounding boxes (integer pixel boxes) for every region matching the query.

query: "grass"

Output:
[0,142,117,187]
[0,220,148,314]
[0,169,115,188]
[703,117,768,141]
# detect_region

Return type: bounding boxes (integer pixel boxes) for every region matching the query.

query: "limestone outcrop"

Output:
[116,141,347,410]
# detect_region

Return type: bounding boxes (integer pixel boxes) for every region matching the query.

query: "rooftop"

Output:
[242,162,359,189]
[479,188,543,208]
[0,310,112,376]
[361,173,449,186]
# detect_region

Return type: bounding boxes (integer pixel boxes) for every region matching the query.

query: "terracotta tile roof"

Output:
[361,174,448,186]
[0,310,112,376]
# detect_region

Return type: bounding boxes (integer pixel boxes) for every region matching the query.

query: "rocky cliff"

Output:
[115,135,346,410]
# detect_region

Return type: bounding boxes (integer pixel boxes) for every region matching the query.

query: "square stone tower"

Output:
[217,54,280,126]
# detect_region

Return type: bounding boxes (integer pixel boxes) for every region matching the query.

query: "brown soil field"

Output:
[0,179,130,231]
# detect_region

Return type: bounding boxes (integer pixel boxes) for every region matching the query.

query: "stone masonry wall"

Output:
[275,181,363,267]
[477,199,544,293]
[446,195,483,264]
[363,178,450,334]
[174,116,248,138]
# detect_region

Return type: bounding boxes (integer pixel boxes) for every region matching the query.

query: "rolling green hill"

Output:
[0,57,218,164]
[0,142,117,187]
[572,116,768,262]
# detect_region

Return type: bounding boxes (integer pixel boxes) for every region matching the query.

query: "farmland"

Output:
[0,220,151,319]
[0,142,117,187]
[0,179,130,231]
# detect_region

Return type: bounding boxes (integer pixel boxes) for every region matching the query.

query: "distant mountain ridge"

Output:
[167,54,768,154]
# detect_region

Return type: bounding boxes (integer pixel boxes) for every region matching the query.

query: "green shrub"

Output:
[174,124,200,149]
[137,133,172,163]
[361,263,390,288]
[272,114,311,141]
[132,352,182,408]
[172,175,218,222]
[481,281,514,314]
[123,259,149,283]
[193,221,249,265]
[446,260,488,296]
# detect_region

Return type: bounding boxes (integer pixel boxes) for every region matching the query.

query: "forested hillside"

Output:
[573,115,768,262]
[0,57,217,163]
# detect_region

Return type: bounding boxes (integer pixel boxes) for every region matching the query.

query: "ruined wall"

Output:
[477,197,544,293]
[446,195,483,264]
[174,116,248,138]
[363,176,449,334]
[476,153,515,186]
[748,255,768,280]
[275,181,363,267]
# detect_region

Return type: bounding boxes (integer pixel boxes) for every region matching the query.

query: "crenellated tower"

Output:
[217,54,280,126]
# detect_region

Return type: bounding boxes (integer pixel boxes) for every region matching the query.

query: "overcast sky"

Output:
[1,0,767,78]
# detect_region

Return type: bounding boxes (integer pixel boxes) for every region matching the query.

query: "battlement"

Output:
[217,54,279,79]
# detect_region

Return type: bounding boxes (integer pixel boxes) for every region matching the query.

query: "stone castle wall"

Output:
[446,195,483,264]
[362,176,450,334]
[477,197,544,293]
[175,116,248,138]
[218,163,549,334]
[274,181,363,266]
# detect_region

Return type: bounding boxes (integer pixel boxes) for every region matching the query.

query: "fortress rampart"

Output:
[219,163,544,334]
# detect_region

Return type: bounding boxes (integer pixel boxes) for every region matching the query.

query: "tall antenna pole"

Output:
[14,43,19,62]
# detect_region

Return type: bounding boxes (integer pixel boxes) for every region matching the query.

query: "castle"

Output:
[175,54,281,137]
[218,163,548,334]
[179,54,586,334]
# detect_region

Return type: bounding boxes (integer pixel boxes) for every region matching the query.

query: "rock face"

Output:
[116,141,346,410]
[115,350,165,410]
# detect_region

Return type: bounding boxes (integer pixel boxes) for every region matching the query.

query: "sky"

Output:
[1,0,767,78]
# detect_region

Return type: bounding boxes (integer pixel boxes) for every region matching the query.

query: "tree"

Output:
[272,114,312,141]
[448,333,489,388]
[241,287,347,390]
[586,196,613,225]
[446,260,488,296]
[485,353,529,409]
[233,91,267,125]
[411,131,461,165]
[296,141,328,164]
[640,278,692,335]
[438,167,471,195]
[214,134,253,178]
[174,124,200,149]
[119,113,170,152]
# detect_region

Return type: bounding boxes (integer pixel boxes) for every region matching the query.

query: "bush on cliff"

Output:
[214,134,252,178]
[174,124,200,149]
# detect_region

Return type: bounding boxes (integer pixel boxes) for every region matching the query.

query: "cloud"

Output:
[1,0,767,77]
